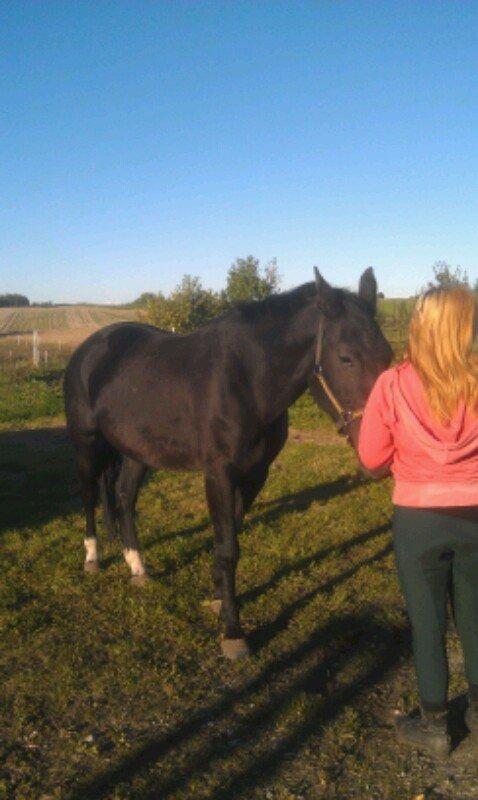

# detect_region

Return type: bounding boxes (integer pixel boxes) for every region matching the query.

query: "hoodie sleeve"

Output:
[358,370,395,471]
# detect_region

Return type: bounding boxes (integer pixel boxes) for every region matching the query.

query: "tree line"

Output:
[142,256,280,333]
[0,294,30,307]
[142,258,476,334]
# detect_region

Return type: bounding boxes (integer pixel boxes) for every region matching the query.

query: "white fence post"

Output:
[32,329,40,367]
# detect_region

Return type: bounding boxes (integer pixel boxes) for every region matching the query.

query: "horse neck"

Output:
[258,298,318,421]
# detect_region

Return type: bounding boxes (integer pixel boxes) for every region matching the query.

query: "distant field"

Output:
[0,305,138,337]
[0,305,140,369]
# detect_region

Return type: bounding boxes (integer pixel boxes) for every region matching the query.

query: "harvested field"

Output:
[0,305,138,337]
[0,306,140,371]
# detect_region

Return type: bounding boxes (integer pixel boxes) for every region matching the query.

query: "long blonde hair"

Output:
[407,285,478,423]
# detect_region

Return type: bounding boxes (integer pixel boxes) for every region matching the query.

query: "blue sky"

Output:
[1,1,477,303]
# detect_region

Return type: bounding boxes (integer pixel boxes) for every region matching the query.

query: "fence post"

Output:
[32,329,40,367]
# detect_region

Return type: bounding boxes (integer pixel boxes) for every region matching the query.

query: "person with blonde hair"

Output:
[359,284,478,758]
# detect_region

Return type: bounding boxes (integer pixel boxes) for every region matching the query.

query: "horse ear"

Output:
[358,267,377,314]
[314,268,339,315]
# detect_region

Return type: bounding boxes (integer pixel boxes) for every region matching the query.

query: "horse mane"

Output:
[225,281,364,324]
[196,280,368,335]
[232,282,317,321]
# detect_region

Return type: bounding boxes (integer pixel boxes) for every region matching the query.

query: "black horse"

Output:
[64,268,392,658]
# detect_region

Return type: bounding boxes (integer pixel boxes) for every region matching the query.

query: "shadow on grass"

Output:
[250,541,393,652]
[65,607,409,800]
[142,520,210,552]
[0,426,77,535]
[248,474,362,529]
[241,522,391,605]
[448,693,470,750]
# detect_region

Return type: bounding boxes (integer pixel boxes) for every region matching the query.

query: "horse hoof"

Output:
[84,561,100,575]
[202,599,222,615]
[131,573,150,587]
[221,637,250,660]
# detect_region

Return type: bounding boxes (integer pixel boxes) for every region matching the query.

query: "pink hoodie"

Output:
[358,361,478,507]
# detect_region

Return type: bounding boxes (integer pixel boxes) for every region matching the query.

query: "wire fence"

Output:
[0,331,73,373]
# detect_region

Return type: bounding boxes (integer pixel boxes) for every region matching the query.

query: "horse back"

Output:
[64,319,282,473]
[65,322,214,469]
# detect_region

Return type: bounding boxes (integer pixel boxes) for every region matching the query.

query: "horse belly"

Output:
[97,409,200,471]
[142,431,200,470]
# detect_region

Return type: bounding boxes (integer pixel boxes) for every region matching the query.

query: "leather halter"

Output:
[314,317,364,434]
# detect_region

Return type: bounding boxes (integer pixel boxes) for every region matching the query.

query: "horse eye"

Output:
[339,355,353,365]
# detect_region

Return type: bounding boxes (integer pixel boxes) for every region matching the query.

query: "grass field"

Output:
[1,353,478,799]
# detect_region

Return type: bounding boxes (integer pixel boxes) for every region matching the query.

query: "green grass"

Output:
[377,297,415,353]
[1,381,475,799]
[0,367,65,427]
[288,392,330,430]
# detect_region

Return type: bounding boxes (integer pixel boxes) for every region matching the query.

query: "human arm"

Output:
[358,372,395,477]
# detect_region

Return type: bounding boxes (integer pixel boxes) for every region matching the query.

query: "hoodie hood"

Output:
[393,362,478,466]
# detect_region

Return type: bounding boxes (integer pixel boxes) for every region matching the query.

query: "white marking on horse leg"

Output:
[123,548,146,576]
[84,537,98,563]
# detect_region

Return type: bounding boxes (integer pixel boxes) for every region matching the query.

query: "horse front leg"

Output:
[205,464,250,660]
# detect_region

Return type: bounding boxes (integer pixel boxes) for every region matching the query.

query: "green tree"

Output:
[225,256,280,305]
[0,293,30,307]
[427,261,469,289]
[130,292,156,307]
[143,275,224,333]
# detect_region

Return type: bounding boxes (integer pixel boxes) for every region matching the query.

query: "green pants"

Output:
[393,505,478,711]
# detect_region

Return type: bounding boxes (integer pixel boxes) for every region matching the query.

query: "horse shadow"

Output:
[240,522,390,606]
[248,473,363,529]
[64,608,411,800]
[0,425,77,537]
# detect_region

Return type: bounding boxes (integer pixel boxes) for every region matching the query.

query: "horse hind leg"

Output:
[99,455,121,538]
[75,440,104,575]
[115,456,148,586]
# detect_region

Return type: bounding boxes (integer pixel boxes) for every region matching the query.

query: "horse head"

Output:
[309,267,393,449]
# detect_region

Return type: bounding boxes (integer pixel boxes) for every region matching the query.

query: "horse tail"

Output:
[99,456,120,540]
